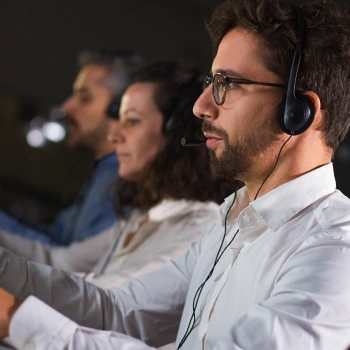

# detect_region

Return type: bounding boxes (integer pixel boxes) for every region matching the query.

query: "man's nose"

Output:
[61,96,75,114]
[193,86,217,121]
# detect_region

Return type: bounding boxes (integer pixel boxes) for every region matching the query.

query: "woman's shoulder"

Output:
[148,199,218,222]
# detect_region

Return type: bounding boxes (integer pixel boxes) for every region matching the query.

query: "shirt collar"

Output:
[218,163,336,232]
[148,199,217,222]
[218,189,250,226]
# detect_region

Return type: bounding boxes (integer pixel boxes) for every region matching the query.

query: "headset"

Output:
[106,96,121,119]
[162,71,203,134]
[183,7,314,148]
[163,97,194,133]
[277,6,315,135]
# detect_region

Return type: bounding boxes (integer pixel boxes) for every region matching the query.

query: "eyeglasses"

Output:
[203,72,286,106]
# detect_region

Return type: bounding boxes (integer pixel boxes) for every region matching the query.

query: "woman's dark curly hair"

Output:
[115,61,239,217]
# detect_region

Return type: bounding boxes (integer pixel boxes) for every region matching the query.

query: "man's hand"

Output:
[0,288,22,338]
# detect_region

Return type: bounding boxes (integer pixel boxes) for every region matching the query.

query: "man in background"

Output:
[0,50,142,245]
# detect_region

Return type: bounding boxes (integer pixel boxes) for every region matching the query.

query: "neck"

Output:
[243,135,332,202]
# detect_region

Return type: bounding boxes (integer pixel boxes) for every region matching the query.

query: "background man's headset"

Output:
[106,96,122,119]
[177,6,314,349]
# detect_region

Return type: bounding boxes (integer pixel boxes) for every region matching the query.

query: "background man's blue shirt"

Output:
[0,153,119,246]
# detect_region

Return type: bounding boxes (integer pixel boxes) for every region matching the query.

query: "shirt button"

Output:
[24,341,35,350]
[243,215,250,222]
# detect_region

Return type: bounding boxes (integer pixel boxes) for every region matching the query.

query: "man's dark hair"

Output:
[77,49,143,98]
[206,0,350,151]
[115,61,239,216]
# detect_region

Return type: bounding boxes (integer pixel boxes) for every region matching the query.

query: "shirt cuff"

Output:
[9,296,78,350]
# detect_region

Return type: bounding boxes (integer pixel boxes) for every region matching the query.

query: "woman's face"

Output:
[109,82,166,182]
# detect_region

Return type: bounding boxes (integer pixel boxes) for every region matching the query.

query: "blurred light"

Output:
[43,121,66,142]
[26,128,46,148]
[29,116,46,128]
[25,107,67,147]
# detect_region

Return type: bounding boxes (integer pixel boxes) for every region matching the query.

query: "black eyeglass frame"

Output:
[204,72,287,106]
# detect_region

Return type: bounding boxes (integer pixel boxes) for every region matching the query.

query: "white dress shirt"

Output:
[6,163,350,350]
[1,199,218,350]
[0,199,218,282]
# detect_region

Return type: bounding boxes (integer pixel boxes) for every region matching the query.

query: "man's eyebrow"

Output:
[210,69,246,78]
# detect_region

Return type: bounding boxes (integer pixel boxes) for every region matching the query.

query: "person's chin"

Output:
[119,168,132,180]
[209,146,224,159]
[65,136,92,152]
[121,168,144,183]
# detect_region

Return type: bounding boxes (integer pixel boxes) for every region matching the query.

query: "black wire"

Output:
[254,134,293,200]
[177,136,292,348]
[177,191,238,349]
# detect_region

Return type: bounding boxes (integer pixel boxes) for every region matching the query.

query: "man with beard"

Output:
[0,50,142,245]
[0,0,350,349]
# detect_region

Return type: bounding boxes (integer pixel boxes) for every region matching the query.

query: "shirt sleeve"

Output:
[48,167,118,245]
[10,296,155,350]
[85,219,217,289]
[0,224,118,272]
[0,230,208,348]
[0,157,118,247]
[0,210,55,244]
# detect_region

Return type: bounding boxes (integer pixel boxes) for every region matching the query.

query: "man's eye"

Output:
[226,82,237,90]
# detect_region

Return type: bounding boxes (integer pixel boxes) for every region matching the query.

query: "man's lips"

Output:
[203,133,223,147]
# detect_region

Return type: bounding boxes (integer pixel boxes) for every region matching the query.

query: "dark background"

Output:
[0,0,349,223]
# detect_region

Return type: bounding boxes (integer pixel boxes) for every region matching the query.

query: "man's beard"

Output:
[202,120,280,180]
[63,116,79,147]
[63,115,105,154]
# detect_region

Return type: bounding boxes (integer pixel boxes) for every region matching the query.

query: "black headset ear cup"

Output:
[277,6,317,136]
[162,72,203,133]
[163,99,193,133]
[106,98,121,119]
[278,94,315,135]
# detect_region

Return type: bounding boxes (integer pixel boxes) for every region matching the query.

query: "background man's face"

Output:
[62,64,114,152]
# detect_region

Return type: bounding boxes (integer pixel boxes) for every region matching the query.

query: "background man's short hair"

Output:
[77,49,143,97]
